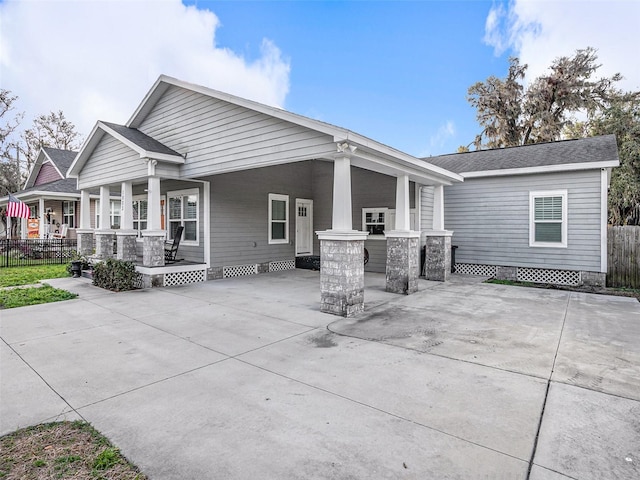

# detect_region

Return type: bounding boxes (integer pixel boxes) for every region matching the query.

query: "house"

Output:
[422,135,620,287]
[0,147,80,239]
[67,75,463,316]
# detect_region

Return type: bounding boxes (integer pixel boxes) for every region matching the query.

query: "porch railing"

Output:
[0,239,77,268]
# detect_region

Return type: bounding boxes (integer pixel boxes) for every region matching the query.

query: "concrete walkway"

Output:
[1,271,639,479]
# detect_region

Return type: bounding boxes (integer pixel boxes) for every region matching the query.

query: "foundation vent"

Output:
[223,264,259,278]
[269,260,296,272]
[454,263,497,277]
[517,267,580,286]
[164,269,206,287]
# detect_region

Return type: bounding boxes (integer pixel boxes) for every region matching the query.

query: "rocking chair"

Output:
[164,225,184,263]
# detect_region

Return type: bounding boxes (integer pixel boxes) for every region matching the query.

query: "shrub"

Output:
[66,252,91,276]
[92,259,140,292]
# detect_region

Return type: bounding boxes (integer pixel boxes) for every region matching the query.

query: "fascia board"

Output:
[99,122,184,164]
[460,160,620,178]
[23,150,48,188]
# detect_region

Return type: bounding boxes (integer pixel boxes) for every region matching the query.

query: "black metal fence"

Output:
[0,239,77,268]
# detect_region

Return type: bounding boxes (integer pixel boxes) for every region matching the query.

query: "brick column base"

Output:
[116,231,138,262]
[385,232,420,294]
[76,230,94,256]
[424,231,453,282]
[94,231,115,259]
[317,231,368,317]
[142,231,165,267]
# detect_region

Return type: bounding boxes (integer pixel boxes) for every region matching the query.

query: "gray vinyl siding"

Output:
[205,162,314,268]
[420,186,434,236]
[78,135,147,189]
[138,86,337,177]
[439,170,602,271]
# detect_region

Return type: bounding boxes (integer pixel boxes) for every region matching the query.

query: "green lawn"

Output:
[0,284,77,309]
[0,264,69,287]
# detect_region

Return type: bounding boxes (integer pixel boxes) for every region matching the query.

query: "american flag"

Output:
[7,193,30,218]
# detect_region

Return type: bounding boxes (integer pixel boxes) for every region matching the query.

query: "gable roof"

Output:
[24,147,78,189]
[68,121,185,177]
[423,135,619,178]
[124,75,462,185]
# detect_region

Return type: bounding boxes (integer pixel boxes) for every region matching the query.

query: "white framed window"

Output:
[168,189,199,244]
[529,190,568,248]
[362,207,417,238]
[362,207,389,236]
[95,200,121,229]
[268,193,289,244]
[132,196,148,237]
[62,201,75,228]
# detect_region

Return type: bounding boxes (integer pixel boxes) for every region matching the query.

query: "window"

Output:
[95,200,121,229]
[62,201,75,228]
[168,189,199,244]
[530,190,567,247]
[269,193,289,244]
[132,197,148,235]
[362,208,388,236]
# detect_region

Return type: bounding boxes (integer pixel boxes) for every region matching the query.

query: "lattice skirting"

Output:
[454,263,497,276]
[164,269,206,287]
[517,267,581,286]
[455,263,581,286]
[223,264,259,278]
[269,260,295,272]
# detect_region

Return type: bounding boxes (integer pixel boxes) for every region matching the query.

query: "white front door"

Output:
[295,198,313,256]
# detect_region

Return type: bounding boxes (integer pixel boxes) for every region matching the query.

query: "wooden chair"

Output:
[164,225,184,263]
[52,224,68,239]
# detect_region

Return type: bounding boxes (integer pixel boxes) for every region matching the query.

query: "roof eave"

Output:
[459,160,620,178]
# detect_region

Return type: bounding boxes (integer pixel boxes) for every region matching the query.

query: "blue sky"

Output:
[1,0,638,158]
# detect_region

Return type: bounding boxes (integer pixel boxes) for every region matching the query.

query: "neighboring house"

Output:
[422,135,620,286]
[67,75,462,316]
[0,147,80,239]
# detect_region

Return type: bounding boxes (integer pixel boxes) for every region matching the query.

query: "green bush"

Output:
[92,259,140,292]
[65,252,92,276]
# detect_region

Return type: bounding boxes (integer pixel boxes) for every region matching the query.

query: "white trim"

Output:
[461,160,620,179]
[295,198,313,256]
[136,264,207,276]
[362,207,389,239]
[203,181,211,268]
[385,230,420,238]
[167,188,200,246]
[268,193,289,244]
[600,169,608,273]
[529,190,568,248]
[316,230,369,241]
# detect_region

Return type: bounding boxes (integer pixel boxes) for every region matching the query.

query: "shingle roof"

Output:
[20,178,80,195]
[42,147,77,176]
[101,121,182,157]
[423,135,619,174]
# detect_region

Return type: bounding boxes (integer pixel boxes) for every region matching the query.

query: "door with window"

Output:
[295,199,313,256]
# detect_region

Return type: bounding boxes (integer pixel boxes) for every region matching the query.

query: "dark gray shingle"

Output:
[423,135,619,174]
[42,147,77,176]
[101,122,182,157]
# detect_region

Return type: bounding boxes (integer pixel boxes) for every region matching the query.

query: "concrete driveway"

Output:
[1,271,639,479]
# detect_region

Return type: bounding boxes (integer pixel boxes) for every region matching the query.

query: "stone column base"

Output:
[142,231,166,267]
[424,231,453,282]
[317,230,368,317]
[76,229,94,256]
[385,231,420,294]
[94,230,115,259]
[116,230,138,262]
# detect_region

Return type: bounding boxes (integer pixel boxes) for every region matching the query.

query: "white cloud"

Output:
[0,0,290,138]
[483,0,640,92]
[420,120,456,157]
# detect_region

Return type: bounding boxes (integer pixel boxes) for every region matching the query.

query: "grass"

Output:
[0,421,147,479]
[485,278,640,300]
[0,284,77,309]
[0,264,69,288]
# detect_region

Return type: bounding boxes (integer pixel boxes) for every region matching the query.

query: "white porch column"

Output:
[394,174,411,231]
[20,217,27,239]
[117,181,137,261]
[95,186,115,259]
[38,198,45,238]
[146,174,162,231]
[331,154,354,231]
[432,184,445,231]
[76,189,94,256]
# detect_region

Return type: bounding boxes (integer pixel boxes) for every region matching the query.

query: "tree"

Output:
[0,89,23,196]
[468,47,622,149]
[20,110,82,181]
